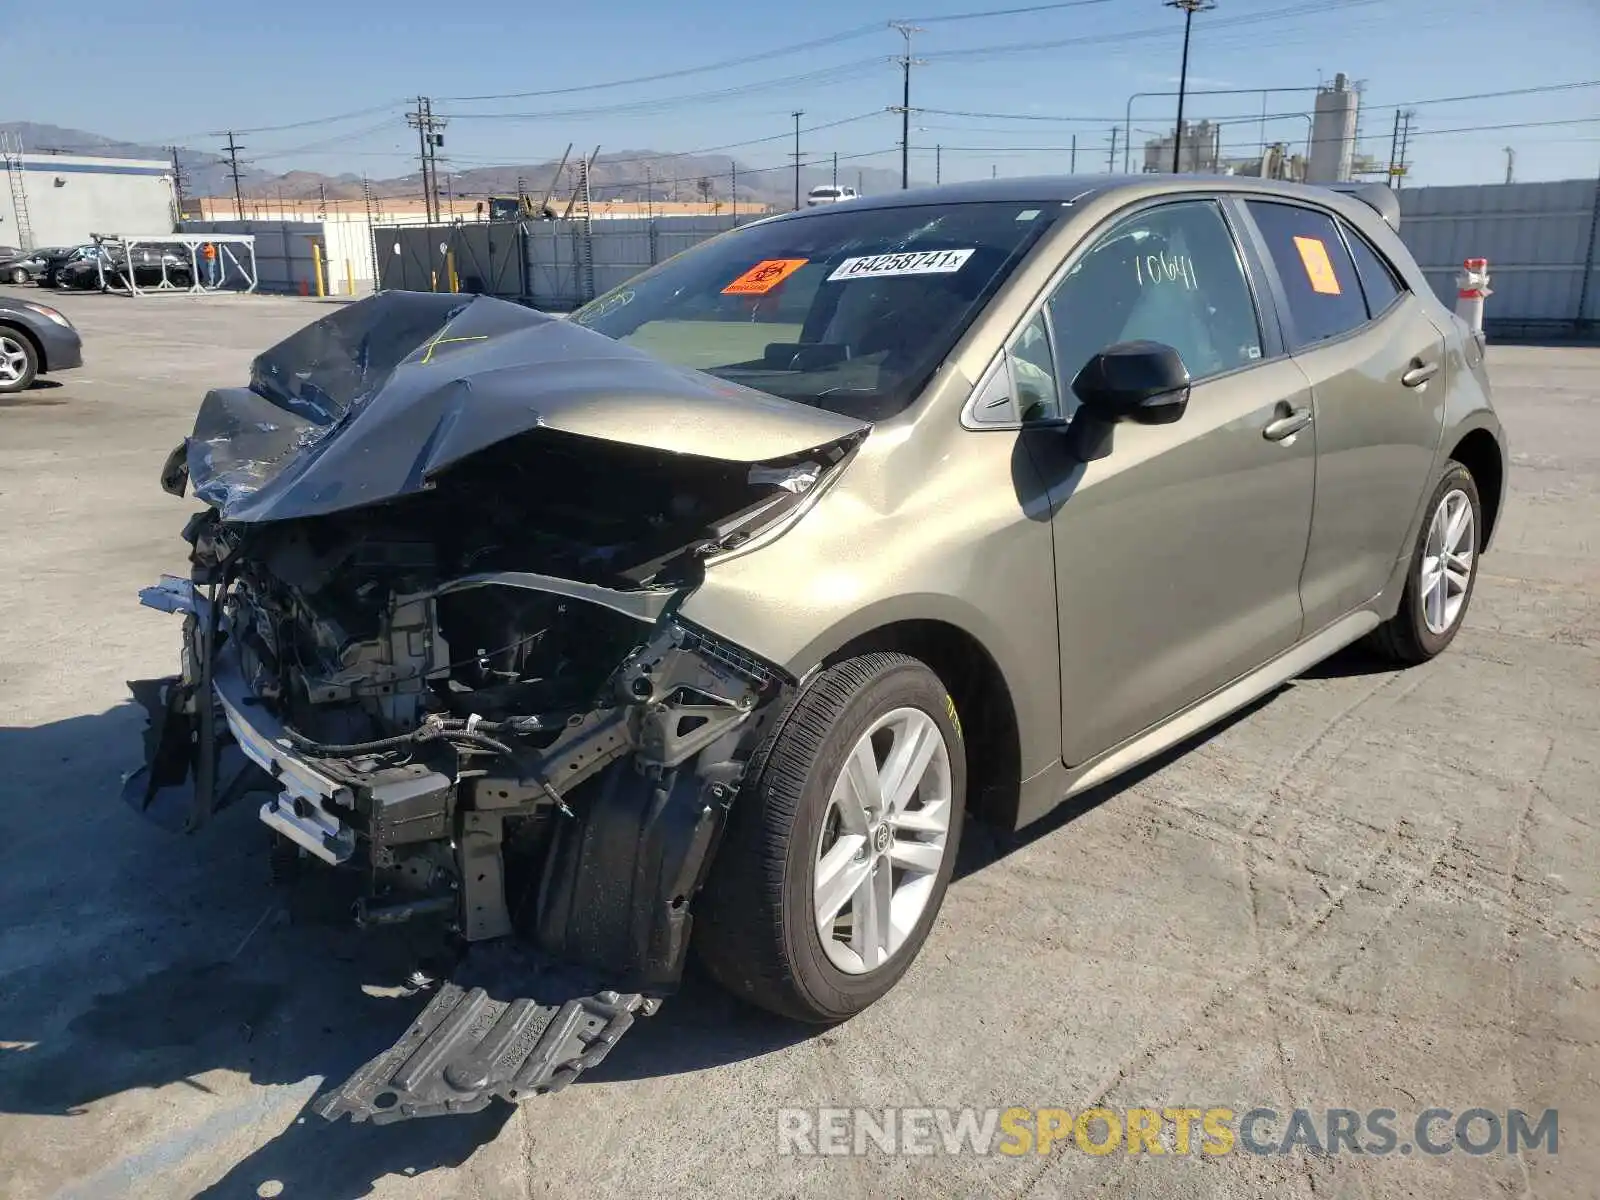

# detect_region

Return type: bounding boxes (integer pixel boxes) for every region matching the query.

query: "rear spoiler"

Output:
[1323,182,1400,231]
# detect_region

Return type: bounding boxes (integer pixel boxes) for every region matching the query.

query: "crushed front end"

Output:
[122,293,864,1122]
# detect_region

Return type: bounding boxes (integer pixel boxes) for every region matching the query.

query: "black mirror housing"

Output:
[1070,340,1192,426]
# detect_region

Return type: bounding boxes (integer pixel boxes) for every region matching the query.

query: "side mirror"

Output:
[1070,340,1191,426]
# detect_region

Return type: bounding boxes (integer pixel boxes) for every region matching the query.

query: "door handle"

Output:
[1401,360,1439,388]
[1262,407,1313,442]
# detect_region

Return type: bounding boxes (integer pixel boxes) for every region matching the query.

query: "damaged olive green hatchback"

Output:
[126,176,1505,1123]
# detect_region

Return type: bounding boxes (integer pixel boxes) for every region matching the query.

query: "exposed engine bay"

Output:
[123,292,867,1122]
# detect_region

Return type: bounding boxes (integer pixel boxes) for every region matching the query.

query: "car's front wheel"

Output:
[8,267,27,285]
[0,329,39,393]
[696,652,965,1022]
[1370,461,1482,663]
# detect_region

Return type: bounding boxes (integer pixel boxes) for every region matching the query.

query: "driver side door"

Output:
[1016,198,1320,766]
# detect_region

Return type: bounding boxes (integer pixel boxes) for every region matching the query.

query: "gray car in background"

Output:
[0,295,83,392]
[128,175,1503,1122]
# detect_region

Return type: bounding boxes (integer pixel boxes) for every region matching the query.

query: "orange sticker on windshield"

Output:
[1293,236,1342,295]
[722,258,808,295]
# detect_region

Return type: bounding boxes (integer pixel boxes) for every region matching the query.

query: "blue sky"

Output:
[7,0,1599,189]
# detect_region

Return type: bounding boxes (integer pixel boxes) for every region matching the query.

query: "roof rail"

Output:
[1321,182,1400,231]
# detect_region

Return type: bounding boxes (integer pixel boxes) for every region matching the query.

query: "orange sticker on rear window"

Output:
[1293,236,1342,295]
[722,258,808,295]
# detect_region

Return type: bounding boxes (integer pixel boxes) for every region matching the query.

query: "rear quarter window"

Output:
[1341,222,1405,318]
[1245,201,1369,348]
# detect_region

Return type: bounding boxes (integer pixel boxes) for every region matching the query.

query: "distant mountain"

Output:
[0,122,914,210]
[0,121,282,196]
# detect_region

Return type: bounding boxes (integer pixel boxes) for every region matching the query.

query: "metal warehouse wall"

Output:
[523,215,760,308]
[1,157,175,248]
[374,215,765,307]
[1398,177,1600,337]
[180,220,324,294]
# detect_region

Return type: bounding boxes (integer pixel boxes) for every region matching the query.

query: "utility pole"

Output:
[731,160,737,221]
[223,131,246,220]
[1108,126,1119,172]
[360,175,374,289]
[168,146,187,222]
[791,110,804,210]
[890,22,925,190]
[1503,145,1515,185]
[1387,108,1402,185]
[406,97,447,221]
[936,144,942,185]
[1070,134,1077,173]
[1166,0,1216,174]
[1395,109,1415,190]
[316,181,327,218]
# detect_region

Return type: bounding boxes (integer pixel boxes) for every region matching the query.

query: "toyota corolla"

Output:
[124,175,1505,1123]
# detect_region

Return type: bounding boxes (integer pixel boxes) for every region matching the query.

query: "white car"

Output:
[806,185,858,206]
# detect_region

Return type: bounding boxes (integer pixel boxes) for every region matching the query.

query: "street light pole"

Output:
[1166,0,1216,174]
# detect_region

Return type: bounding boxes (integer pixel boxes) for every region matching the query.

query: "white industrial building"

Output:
[0,146,176,250]
[1139,71,1381,184]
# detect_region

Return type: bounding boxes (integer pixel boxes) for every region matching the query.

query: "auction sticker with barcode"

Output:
[827,248,975,282]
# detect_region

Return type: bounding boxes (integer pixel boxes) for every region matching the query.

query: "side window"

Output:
[1046,200,1263,388]
[1010,310,1062,422]
[1341,222,1405,318]
[1245,201,1368,346]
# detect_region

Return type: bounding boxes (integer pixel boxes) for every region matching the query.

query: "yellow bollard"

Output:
[447,249,459,294]
[312,242,327,298]
[345,259,354,295]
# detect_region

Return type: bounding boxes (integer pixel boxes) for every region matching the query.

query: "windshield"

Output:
[571,201,1056,419]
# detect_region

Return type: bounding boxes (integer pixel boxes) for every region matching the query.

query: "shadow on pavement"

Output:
[955,683,1288,877]
[0,699,811,1195]
[0,662,1321,1192]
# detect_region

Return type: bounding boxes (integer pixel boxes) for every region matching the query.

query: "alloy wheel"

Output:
[0,336,28,386]
[813,706,953,974]
[1420,488,1475,635]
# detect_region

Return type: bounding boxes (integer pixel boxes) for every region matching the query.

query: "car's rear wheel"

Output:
[0,330,38,393]
[695,652,965,1022]
[1369,461,1482,664]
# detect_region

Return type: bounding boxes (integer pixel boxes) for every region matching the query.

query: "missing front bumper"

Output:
[125,571,789,1121]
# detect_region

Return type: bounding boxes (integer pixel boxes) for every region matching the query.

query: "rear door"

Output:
[1236,200,1445,630]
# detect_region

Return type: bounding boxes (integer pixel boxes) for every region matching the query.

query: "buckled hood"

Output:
[184,291,870,524]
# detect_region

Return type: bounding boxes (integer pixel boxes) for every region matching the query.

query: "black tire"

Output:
[1369,461,1482,664]
[0,327,39,394]
[695,652,966,1023]
[8,267,26,285]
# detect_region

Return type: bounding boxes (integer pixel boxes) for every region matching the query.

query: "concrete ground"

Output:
[0,286,1594,1200]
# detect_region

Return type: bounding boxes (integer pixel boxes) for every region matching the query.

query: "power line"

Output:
[926,0,1378,61]
[1407,116,1600,139]
[439,26,885,102]
[436,59,885,123]
[911,0,1116,22]
[436,1,1120,103]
